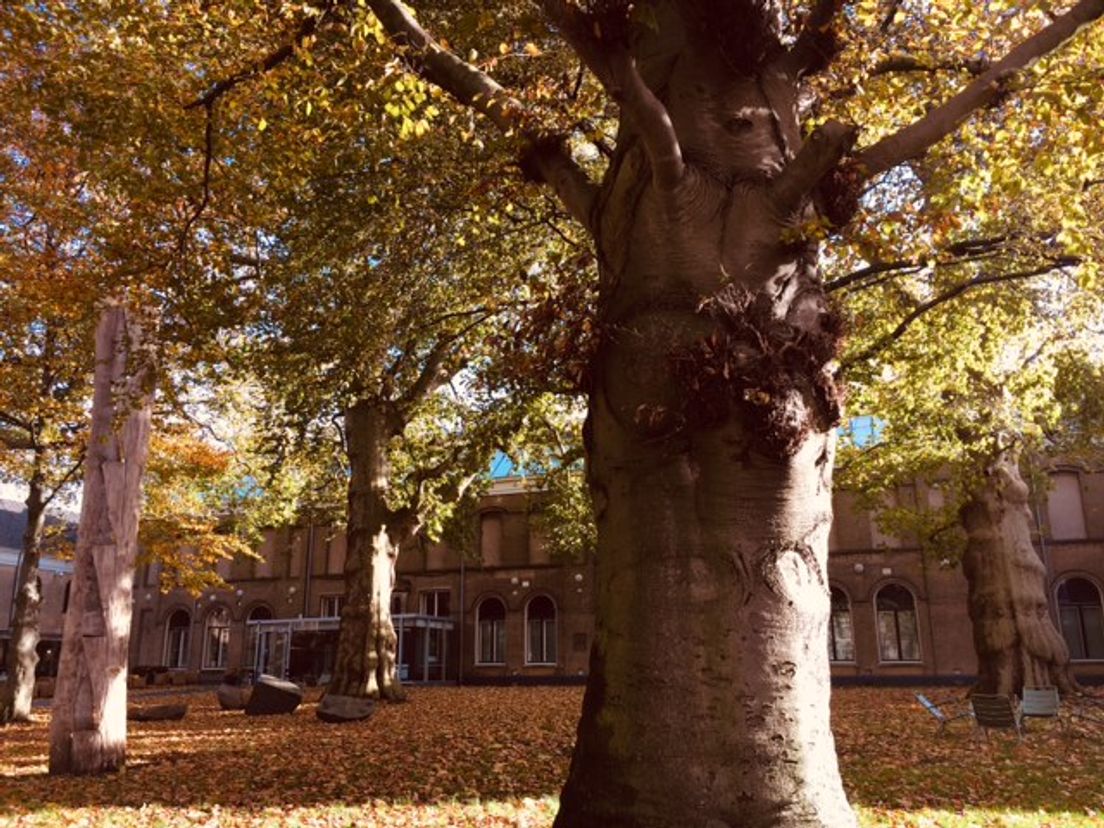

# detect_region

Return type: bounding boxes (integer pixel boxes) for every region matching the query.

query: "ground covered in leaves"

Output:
[2,686,1102,827]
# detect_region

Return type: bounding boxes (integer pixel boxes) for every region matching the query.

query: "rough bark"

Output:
[348,0,1103,822]
[960,448,1076,696]
[0,466,48,724]
[327,400,410,704]
[552,20,853,828]
[48,305,152,775]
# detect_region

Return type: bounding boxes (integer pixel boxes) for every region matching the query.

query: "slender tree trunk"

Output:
[960,447,1075,696]
[48,305,151,775]
[0,465,48,724]
[554,49,853,828]
[328,400,407,703]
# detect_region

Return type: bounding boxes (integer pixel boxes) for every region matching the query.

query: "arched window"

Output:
[875,584,920,662]
[828,587,854,662]
[203,607,231,669]
[476,597,506,665]
[1057,577,1104,660]
[526,595,557,665]
[164,609,191,668]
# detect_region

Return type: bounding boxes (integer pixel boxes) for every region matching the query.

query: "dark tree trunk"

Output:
[555,23,854,828]
[328,400,409,703]
[0,465,48,724]
[49,305,151,775]
[960,448,1075,696]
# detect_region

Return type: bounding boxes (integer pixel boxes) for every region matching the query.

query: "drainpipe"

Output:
[457,554,465,686]
[303,519,314,617]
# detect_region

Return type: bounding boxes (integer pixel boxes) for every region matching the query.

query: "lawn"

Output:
[1,686,1101,827]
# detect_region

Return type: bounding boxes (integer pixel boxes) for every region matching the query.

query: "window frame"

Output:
[164,609,191,669]
[524,595,558,666]
[202,606,232,670]
[874,583,922,663]
[828,586,855,663]
[319,594,345,618]
[1056,576,1104,662]
[419,589,451,617]
[475,596,507,665]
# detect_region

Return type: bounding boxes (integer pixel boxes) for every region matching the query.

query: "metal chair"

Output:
[1021,685,1065,731]
[915,693,972,734]
[970,693,1023,740]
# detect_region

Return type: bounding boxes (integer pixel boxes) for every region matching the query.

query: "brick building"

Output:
[3,470,1104,686]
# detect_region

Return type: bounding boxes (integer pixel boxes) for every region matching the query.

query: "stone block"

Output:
[316,693,375,723]
[128,703,188,721]
[217,684,251,710]
[244,674,303,716]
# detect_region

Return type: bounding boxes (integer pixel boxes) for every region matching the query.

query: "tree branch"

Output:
[399,337,456,408]
[41,454,85,510]
[184,3,335,110]
[841,258,1080,369]
[366,0,599,231]
[0,427,34,451]
[854,0,1104,179]
[605,50,685,190]
[771,119,856,214]
[869,53,990,78]
[777,0,846,78]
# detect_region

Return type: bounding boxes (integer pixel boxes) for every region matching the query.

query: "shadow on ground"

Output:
[1,686,1102,821]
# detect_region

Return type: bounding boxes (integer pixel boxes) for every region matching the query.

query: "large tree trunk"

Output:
[555,29,854,828]
[0,466,48,724]
[48,305,151,775]
[328,400,408,704]
[960,447,1075,696]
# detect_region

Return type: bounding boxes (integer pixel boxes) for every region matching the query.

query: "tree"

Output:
[175,0,1104,823]
[0,117,98,724]
[237,175,562,708]
[48,302,152,775]
[838,277,1103,696]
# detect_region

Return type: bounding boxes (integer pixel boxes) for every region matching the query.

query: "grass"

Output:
[0,686,1101,826]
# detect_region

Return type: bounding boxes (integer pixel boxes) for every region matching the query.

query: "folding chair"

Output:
[970,693,1023,740]
[1021,685,1066,732]
[915,692,972,734]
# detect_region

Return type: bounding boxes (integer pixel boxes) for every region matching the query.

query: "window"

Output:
[526,596,557,665]
[476,597,506,664]
[247,605,273,672]
[203,607,231,669]
[320,594,345,618]
[875,584,920,662]
[164,609,190,668]
[62,581,70,614]
[391,592,406,616]
[1048,473,1088,541]
[1057,577,1104,660]
[419,590,450,617]
[828,587,854,662]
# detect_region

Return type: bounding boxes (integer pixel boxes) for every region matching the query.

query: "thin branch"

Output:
[869,53,990,78]
[41,453,85,510]
[841,258,1079,368]
[366,0,599,231]
[854,0,1104,180]
[825,233,1049,293]
[177,102,215,254]
[184,4,335,110]
[879,0,906,33]
[0,427,35,451]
